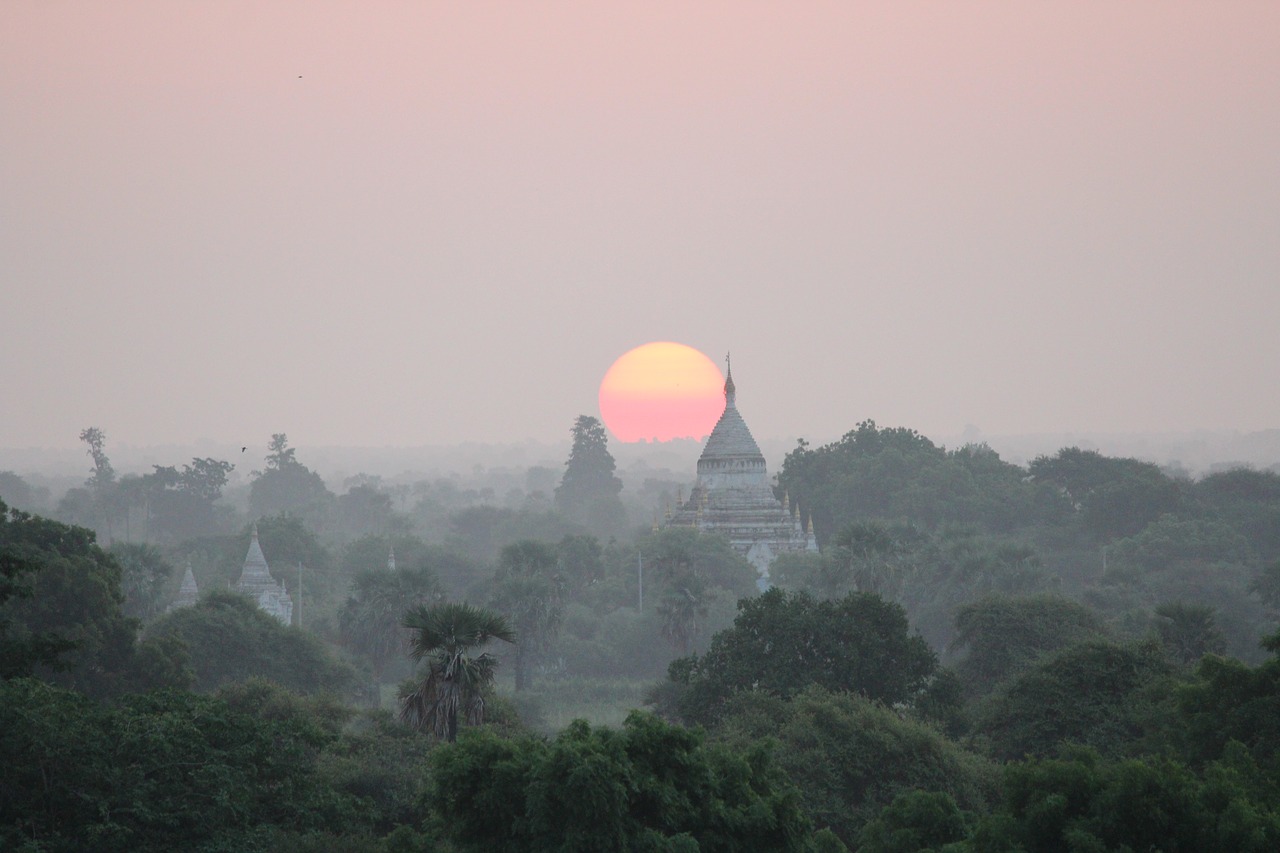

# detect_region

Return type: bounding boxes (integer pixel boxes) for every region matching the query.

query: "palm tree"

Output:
[490,540,564,692]
[399,602,515,741]
[339,566,438,683]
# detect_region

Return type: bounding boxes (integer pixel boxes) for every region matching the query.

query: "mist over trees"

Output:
[4,415,1280,849]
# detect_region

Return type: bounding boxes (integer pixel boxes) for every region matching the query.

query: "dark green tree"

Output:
[0,677,361,852]
[968,747,1280,853]
[555,415,625,532]
[146,590,354,695]
[399,602,514,741]
[429,710,814,852]
[975,640,1172,761]
[1153,601,1227,666]
[948,594,1108,698]
[857,790,972,853]
[0,500,184,696]
[714,688,995,847]
[108,542,175,620]
[670,588,939,725]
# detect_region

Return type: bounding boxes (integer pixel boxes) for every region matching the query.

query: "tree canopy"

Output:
[669,588,939,725]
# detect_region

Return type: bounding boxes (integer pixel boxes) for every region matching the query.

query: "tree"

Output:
[948,594,1108,698]
[489,540,564,691]
[146,590,354,695]
[968,747,1280,853]
[670,588,939,725]
[714,688,995,847]
[429,711,815,852]
[778,422,1045,545]
[857,790,972,853]
[0,677,362,852]
[108,542,174,621]
[249,433,334,522]
[142,457,235,542]
[1029,447,1183,540]
[1153,601,1226,666]
[975,640,1171,761]
[0,501,78,678]
[555,415,625,533]
[338,565,438,683]
[0,500,185,697]
[75,426,126,542]
[399,602,514,741]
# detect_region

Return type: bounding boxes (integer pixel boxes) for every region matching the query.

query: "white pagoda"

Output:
[667,360,816,586]
[236,524,294,625]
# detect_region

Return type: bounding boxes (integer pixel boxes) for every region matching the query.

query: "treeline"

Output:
[3,416,1280,850]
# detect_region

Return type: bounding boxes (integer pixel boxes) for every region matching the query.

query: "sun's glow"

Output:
[598,342,725,442]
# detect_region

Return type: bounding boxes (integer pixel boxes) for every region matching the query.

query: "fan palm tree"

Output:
[399,602,515,741]
[339,566,438,683]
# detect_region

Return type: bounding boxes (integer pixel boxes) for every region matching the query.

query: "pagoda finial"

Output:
[723,352,737,407]
[783,491,791,513]
[387,545,397,572]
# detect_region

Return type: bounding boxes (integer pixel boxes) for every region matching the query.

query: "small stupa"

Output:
[667,357,817,587]
[168,561,200,611]
[236,523,294,625]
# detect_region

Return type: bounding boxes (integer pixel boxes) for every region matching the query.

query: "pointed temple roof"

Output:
[169,561,200,611]
[699,359,763,460]
[238,523,275,589]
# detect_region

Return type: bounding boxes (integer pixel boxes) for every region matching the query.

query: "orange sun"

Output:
[598,342,725,442]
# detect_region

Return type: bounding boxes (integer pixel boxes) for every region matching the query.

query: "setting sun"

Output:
[598,342,725,442]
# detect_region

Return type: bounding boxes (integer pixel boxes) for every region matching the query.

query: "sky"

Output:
[4,2,1279,453]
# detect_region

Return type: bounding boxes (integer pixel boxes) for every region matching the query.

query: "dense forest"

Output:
[3,419,1280,851]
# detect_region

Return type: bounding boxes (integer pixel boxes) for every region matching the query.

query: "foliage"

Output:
[142,456,235,541]
[147,589,356,695]
[250,433,335,523]
[1153,601,1227,666]
[948,594,1108,698]
[490,540,565,691]
[714,688,997,846]
[1177,631,1280,771]
[670,588,939,725]
[339,564,439,682]
[857,790,972,853]
[0,677,362,852]
[555,414,626,534]
[968,746,1280,852]
[1191,467,1280,563]
[0,500,184,696]
[430,710,814,852]
[975,640,1173,762]
[778,423,1047,544]
[108,541,175,620]
[1029,447,1184,540]
[399,601,515,741]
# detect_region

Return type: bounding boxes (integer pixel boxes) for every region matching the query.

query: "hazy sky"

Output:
[4,2,1278,451]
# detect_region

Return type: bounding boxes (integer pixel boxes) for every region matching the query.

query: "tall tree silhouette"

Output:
[555,415,625,533]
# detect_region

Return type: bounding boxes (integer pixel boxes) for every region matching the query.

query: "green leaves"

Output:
[671,589,939,726]
[429,711,813,852]
[400,602,515,740]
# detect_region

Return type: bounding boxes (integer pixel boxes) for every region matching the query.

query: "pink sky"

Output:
[3,2,1278,450]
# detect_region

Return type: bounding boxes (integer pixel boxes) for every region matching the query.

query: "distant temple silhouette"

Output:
[667,359,816,587]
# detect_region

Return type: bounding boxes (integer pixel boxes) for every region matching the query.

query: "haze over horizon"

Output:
[5,2,1278,451]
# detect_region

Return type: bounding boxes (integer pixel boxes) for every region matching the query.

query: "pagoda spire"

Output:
[724,352,736,408]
